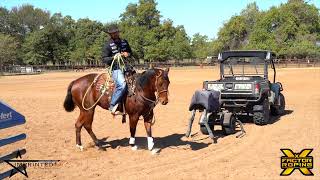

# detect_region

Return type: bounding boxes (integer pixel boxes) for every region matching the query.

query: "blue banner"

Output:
[0,101,25,129]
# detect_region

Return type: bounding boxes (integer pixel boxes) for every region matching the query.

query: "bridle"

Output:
[154,70,169,99]
[139,70,169,110]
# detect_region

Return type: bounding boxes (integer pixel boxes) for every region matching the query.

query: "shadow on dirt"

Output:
[99,133,210,151]
[236,109,293,125]
[269,110,293,124]
[155,133,210,151]
[95,110,293,151]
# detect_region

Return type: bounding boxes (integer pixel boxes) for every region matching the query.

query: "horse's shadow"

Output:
[155,133,210,151]
[98,133,210,151]
[96,110,293,151]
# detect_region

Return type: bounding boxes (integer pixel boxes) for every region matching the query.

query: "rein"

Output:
[139,89,168,106]
[139,71,168,106]
[109,53,126,74]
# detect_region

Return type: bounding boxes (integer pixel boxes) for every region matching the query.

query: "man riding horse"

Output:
[64,24,170,152]
[102,24,133,114]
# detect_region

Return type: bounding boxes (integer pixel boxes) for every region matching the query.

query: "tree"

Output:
[88,32,107,65]
[0,7,11,34]
[214,0,320,58]
[8,4,50,39]
[120,0,192,62]
[171,26,192,60]
[191,33,211,59]
[22,13,70,65]
[120,0,161,61]
[69,18,104,65]
[0,34,18,73]
[249,0,320,57]
[136,0,161,28]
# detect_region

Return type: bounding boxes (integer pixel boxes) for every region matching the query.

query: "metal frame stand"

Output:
[235,118,246,138]
[186,110,246,143]
[186,109,217,143]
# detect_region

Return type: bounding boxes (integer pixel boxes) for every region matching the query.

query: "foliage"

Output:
[0,33,18,74]
[214,0,320,58]
[120,0,191,62]
[0,33,18,65]
[1,0,319,65]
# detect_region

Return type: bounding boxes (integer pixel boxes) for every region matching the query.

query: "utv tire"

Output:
[200,124,214,135]
[271,93,285,116]
[199,114,215,135]
[222,115,236,135]
[253,98,270,125]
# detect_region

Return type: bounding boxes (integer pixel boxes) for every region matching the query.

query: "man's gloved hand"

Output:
[121,52,129,58]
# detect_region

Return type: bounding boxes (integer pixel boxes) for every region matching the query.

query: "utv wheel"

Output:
[222,115,236,135]
[271,93,285,116]
[200,124,214,135]
[199,114,215,135]
[253,98,270,125]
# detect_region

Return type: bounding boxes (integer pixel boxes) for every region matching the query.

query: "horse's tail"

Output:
[64,81,75,112]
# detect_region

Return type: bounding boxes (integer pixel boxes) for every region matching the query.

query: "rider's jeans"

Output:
[110,69,127,107]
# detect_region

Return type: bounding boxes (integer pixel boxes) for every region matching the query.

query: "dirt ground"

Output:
[0,67,319,180]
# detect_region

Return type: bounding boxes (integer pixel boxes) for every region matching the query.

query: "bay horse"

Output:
[63,68,170,152]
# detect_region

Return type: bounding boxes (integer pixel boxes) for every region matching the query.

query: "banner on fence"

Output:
[0,101,25,129]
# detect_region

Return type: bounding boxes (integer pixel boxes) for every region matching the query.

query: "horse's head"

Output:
[154,68,170,105]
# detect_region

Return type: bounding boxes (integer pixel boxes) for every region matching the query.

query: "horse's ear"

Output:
[156,69,163,77]
[165,67,170,73]
[149,63,154,69]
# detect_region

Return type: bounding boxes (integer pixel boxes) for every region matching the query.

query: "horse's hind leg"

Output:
[75,111,86,151]
[83,110,100,147]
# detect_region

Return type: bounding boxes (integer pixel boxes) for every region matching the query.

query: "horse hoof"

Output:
[147,137,154,151]
[131,145,138,151]
[151,148,160,155]
[148,143,154,151]
[76,144,84,151]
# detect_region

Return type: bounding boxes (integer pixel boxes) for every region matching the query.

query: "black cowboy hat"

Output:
[107,24,120,34]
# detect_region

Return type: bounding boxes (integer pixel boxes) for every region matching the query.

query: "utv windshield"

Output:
[222,56,265,77]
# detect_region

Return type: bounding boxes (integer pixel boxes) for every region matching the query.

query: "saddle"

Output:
[92,68,137,119]
[94,68,137,98]
[94,73,115,102]
[124,69,137,97]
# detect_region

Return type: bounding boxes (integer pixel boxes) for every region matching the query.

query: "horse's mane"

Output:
[136,69,156,89]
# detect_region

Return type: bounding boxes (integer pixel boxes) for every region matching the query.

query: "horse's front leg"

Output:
[144,121,154,150]
[129,114,139,150]
[143,111,155,151]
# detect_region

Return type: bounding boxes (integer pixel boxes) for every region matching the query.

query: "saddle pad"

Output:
[189,90,220,112]
[94,73,115,96]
